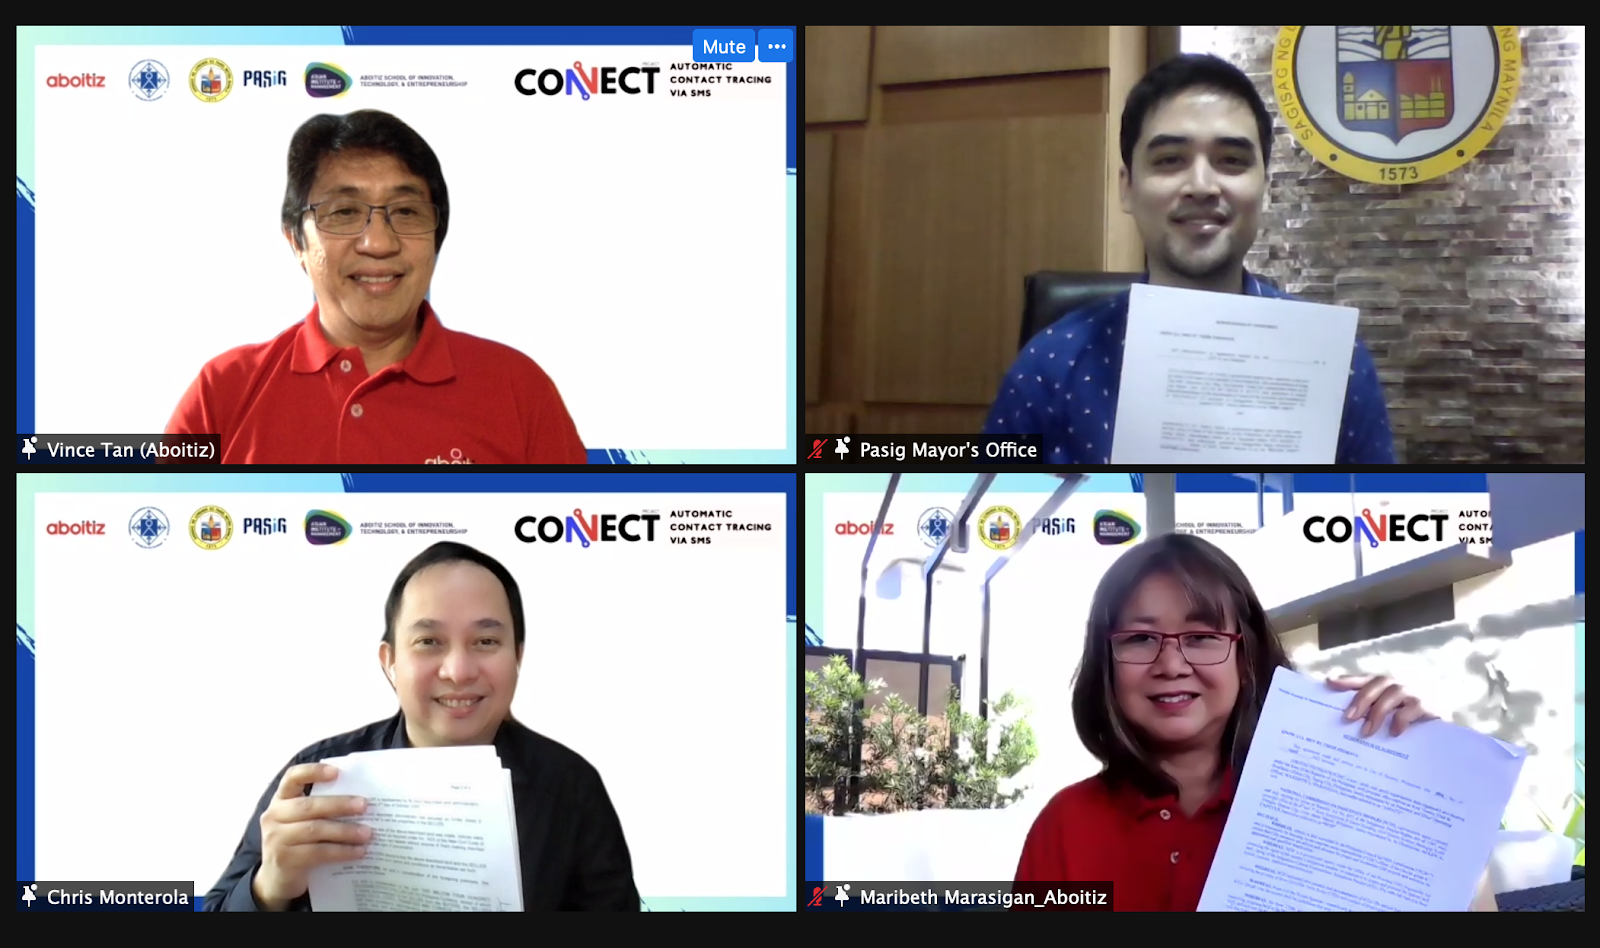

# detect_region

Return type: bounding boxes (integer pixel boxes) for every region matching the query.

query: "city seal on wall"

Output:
[1274,26,1521,184]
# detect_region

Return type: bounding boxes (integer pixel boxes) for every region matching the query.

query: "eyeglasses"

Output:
[1110,630,1241,665]
[304,200,441,236]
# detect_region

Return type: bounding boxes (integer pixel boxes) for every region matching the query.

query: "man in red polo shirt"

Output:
[166,109,587,464]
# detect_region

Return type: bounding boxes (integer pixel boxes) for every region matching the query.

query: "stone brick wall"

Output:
[1187,26,1585,464]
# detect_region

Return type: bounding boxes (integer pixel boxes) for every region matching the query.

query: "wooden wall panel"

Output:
[863,85,1110,406]
[804,26,872,123]
[858,406,990,436]
[804,132,833,405]
[1104,26,1148,272]
[824,128,867,402]
[875,26,1109,86]
[805,404,856,436]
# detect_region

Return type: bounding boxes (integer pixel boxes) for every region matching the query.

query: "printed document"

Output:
[1198,667,1526,911]
[307,746,523,911]
[1111,285,1359,463]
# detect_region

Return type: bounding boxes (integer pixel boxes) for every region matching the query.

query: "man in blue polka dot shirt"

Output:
[983,53,1395,464]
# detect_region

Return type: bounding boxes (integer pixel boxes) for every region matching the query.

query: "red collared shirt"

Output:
[1013,771,1235,911]
[166,303,587,464]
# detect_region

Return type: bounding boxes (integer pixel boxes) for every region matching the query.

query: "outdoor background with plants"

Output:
[804,654,1038,815]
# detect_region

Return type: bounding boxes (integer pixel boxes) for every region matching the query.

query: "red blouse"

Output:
[1013,771,1236,911]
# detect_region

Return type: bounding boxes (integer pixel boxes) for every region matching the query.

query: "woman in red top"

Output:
[1012,532,1497,912]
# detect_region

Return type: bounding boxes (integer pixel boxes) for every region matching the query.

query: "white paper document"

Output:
[1111,284,1359,463]
[1198,667,1526,912]
[306,746,524,911]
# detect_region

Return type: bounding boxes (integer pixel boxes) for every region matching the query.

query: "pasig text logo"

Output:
[242,69,289,88]
[129,507,170,548]
[1303,508,1449,548]
[1094,510,1141,545]
[1032,516,1077,536]
[515,510,662,547]
[305,510,352,545]
[514,62,662,99]
[835,521,894,537]
[243,517,290,535]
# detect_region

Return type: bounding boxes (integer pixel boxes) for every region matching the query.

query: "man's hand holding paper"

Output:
[307,746,524,912]
[1111,285,1360,463]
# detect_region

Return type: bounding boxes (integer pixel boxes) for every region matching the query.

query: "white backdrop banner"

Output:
[34,46,788,448]
[35,492,789,899]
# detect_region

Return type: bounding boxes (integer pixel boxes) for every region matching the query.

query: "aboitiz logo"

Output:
[515,510,662,547]
[514,63,661,100]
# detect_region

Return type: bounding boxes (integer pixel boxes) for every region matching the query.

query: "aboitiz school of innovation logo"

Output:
[1274,26,1521,184]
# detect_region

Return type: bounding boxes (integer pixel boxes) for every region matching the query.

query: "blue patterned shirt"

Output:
[982,272,1395,463]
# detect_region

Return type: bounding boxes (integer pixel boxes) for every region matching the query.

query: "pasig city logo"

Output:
[979,505,1021,551]
[1093,510,1140,546]
[305,509,352,545]
[514,63,662,99]
[514,510,662,547]
[190,505,234,550]
[190,58,233,103]
[1274,25,1521,184]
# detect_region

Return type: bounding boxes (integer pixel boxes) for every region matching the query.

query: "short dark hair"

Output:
[383,542,525,651]
[282,109,450,253]
[1119,53,1274,177]
[1070,532,1291,798]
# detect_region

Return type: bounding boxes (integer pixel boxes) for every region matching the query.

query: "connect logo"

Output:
[305,510,352,545]
[514,63,661,99]
[1303,509,1449,548]
[305,62,351,98]
[514,510,662,547]
[1094,510,1140,545]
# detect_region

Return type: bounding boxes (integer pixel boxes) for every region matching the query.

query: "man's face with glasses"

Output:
[1109,571,1242,748]
[287,150,438,351]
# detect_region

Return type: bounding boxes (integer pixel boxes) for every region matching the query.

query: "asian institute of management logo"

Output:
[129,59,170,102]
[129,506,170,549]
[1094,510,1141,546]
[1275,26,1521,184]
[978,505,1020,551]
[190,57,234,103]
[190,505,234,550]
[918,507,955,549]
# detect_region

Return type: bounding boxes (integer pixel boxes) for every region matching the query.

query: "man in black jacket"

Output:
[203,541,638,911]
